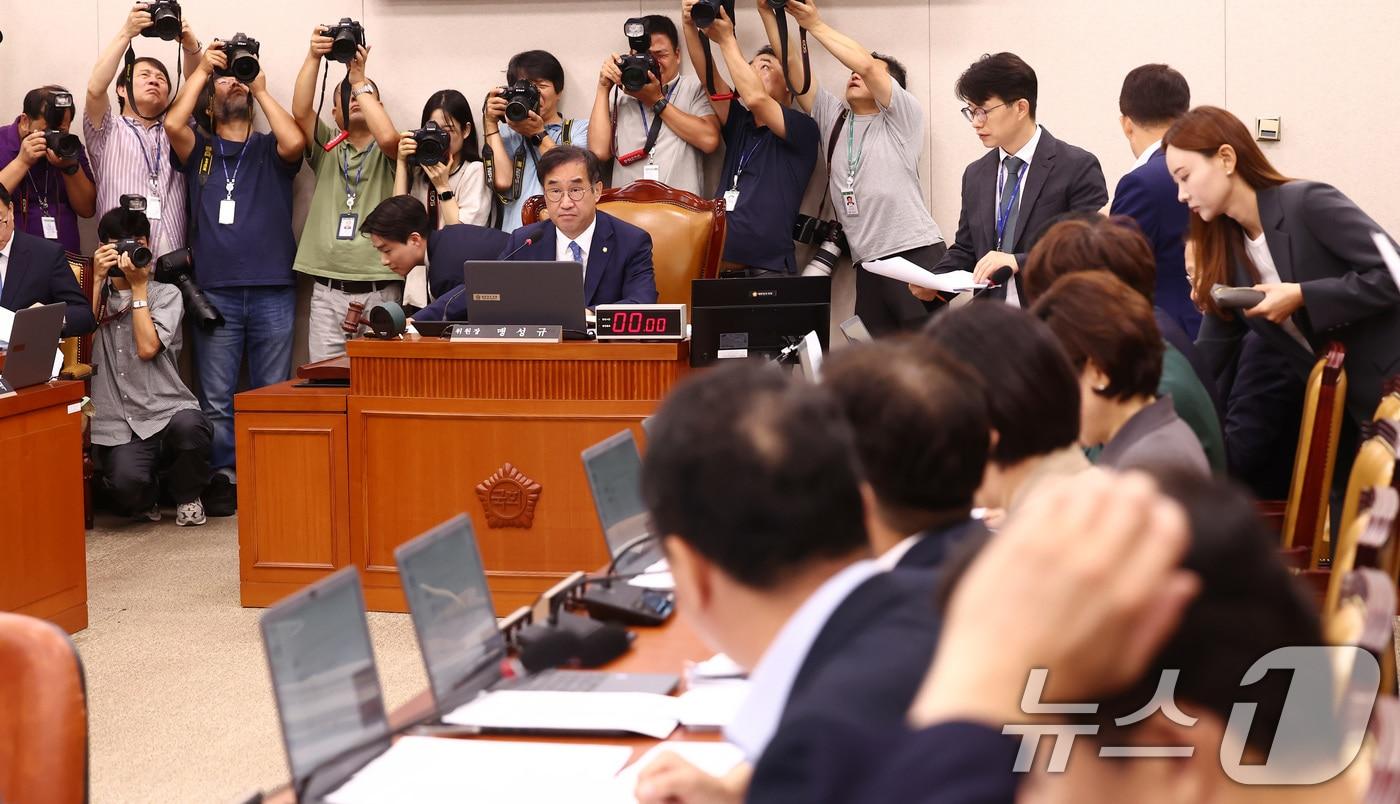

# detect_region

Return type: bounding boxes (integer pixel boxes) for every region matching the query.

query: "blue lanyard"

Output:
[637,79,679,134]
[996,164,1027,249]
[731,127,765,184]
[339,141,375,203]
[217,136,250,198]
[120,117,162,183]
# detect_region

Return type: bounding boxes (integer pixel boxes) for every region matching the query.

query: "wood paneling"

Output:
[0,383,88,634]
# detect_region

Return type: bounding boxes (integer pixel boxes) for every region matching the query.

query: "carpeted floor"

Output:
[74,511,428,803]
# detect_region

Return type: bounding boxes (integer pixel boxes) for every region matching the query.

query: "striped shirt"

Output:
[83,105,188,257]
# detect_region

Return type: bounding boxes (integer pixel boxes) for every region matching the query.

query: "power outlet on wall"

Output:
[1257,117,1282,142]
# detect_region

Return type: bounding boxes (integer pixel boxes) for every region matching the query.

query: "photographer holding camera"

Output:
[292,23,404,361]
[166,37,305,513]
[83,2,203,259]
[0,86,97,254]
[90,203,212,526]
[482,50,589,233]
[773,0,946,335]
[590,15,720,194]
[681,0,819,277]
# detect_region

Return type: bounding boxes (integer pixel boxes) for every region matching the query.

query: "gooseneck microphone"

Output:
[500,236,534,261]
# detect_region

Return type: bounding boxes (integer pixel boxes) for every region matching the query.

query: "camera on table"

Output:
[216,33,261,84]
[141,0,182,41]
[691,0,735,28]
[154,248,224,331]
[41,91,81,161]
[407,121,450,167]
[794,215,848,276]
[618,18,661,93]
[502,79,541,123]
[322,18,364,64]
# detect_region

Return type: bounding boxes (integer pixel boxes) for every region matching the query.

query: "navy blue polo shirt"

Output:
[172,127,298,289]
[715,103,819,274]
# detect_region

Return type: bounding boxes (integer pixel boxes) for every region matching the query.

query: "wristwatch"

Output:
[437,190,455,201]
[652,98,670,116]
[351,84,377,99]
[61,163,80,176]
[132,299,149,310]
[528,133,545,147]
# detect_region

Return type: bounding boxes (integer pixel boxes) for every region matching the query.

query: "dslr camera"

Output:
[322,18,364,65]
[141,0,183,41]
[617,18,661,93]
[216,33,261,84]
[154,248,224,331]
[691,0,735,29]
[407,121,450,167]
[107,195,153,279]
[41,91,81,161]
[794,215,848,276]
[502,80,541,123]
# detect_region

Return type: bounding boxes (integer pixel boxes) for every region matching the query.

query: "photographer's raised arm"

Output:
[249,71,306,164]
[681,0,733,121]
[714,12,788,136]
[291,25,332,144]
[481,90,514,192]
[165,43,223,162]
[589,56,623,163]
[86,3,153,127]
[759,0,816,112]
[789,0,892,107]
[347,46,399,158]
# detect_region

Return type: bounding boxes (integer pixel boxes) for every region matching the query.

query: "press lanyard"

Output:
[995,163,1028,250]
[121,117,163,190]
[845,116,870,187]
[25,171,52,214]
[217,136,249,199]
[339,140,375,210]
[730,127,764,189]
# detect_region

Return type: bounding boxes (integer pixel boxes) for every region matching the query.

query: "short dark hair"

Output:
[536,145,603,187]
[97,207,151,242]
[1023,215,1158,304]
[422,89,482,165]
[872,52,908,89]
[754,45,778,62]
[642,15,680,50]
[642,361,868,589]
[822,338,989,531]
[507,50,566,94]
[956,52,1038,118]
[22,85,72,122]
[116,57,172,113]
[359,195,430,244]
[1119,64,1190,128]
[921,304,1080,464]
[1031,272,1163,401]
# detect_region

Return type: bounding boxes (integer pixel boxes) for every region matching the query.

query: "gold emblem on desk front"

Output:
[475,463,542,528]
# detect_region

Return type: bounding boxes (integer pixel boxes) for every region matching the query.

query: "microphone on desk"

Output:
[500,237,535,261]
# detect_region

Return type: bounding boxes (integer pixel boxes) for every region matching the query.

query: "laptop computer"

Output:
[839,315,873,344]
[1,302,65,390]
[260,567,391,802]
[581,430,666,575]
[394,514,679,716]
[464,260,587,333]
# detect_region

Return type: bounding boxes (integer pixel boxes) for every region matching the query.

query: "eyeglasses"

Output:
[960,102,1008,125]
[544,187,590,202]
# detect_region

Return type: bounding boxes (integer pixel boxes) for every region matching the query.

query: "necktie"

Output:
[998,155,1025,251]
[568,241,583,264]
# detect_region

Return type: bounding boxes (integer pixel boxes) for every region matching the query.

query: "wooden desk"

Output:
[236,337,689,612]
[0,382,88,633]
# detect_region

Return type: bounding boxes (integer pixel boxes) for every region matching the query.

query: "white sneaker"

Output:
[176,499,207,527]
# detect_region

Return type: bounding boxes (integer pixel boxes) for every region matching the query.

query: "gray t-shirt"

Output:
[811,85,942,263]
[609,73,711,194]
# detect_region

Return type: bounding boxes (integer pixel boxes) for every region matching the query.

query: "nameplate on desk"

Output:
[448,324,563,343]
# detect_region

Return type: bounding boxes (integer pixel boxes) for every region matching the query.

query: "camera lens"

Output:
[416,137,445,166]
[692,0,718,26]
[150,10,181,40]
[231,54,260,83]
[46,131,81,161]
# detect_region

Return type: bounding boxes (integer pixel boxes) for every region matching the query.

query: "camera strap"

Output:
[698,37,734,101]
[774,9,812,98]
[483,114,575,227]
[122,43,183,124]
[816,110,847,220]
[611,87,667,165]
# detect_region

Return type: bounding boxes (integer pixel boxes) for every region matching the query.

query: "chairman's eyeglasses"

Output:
[544,187,590,202]
[960,102,1008,125]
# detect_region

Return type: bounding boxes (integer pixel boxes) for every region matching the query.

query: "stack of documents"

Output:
[860,256,986,294]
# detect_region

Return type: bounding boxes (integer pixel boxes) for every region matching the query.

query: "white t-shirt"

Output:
[1245,232,1311,349]
[408,161,491,227]
[608,73,711,194]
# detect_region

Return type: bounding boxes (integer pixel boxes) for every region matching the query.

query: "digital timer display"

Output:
[595,304,687,341]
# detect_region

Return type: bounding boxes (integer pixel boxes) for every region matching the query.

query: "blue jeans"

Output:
[194,286,296,472]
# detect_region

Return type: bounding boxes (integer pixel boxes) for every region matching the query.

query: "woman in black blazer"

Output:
[1163,106,1400,424]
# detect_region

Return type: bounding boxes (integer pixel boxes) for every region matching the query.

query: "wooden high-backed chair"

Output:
[522,180,726,311]
[1325,487,1398,622]
[0,612,88,804]
[59,251,94,381]
[1277,344,1348,569]
[1375,376,1400,423]
[1337,420,1399,543]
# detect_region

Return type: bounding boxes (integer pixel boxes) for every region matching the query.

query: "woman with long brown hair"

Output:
[1163,105,1400,424]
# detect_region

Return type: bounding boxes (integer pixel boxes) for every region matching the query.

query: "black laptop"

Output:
[464,260,587,333]
[581,430,666,575]
[1,302,65,390]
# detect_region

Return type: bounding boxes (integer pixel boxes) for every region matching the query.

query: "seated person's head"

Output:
[0,185,14,242]
[956,52,1037,150]
[360,195,430,277]
[642,361,869,669]
[1022,214,1157,305]
[97,206,152,247]
[921,304,1081,510]
[1031,272,1163,449]
[506,50,566,119]
[1020,468,1346,804]
[537,145,604,240]
[821,338,989,551]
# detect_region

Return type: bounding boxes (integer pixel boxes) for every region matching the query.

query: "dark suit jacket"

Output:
[1195,181,1400,424]
[747,570,942,798]
[934,127,1109,301]
[424,223,510,303]
[895,517,988,572]
[1221,332,1305,500]
[0,230,96,338]
[1113,149,1200,338]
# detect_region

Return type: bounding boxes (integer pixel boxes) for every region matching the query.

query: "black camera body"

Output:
[41,91,81,161]
[323,18,364,64]
[408,121,450,167]
[141,0,182,41]
[618,18,661,92]
[114,239,154,270]
[793,215,844,247]
[217,33,261,84]
[502,80,542,123]
[691,0,735,28]
[154,248,224,331]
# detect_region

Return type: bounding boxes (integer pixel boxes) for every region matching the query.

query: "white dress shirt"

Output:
[556,216,598,281]
[998,124,1043,308]
[1245,231,1312,350]
[1132,139,1162,171]
[723,560,883,760]
[0,227,13,292]
[875,534,923,570]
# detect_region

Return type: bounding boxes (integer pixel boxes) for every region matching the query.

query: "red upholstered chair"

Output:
[0,612,88,804]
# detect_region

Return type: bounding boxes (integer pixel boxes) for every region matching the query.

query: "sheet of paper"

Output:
[608,741,748,802]
[676,680,750,731]
[1373,232,1400,293]
[861,256,986,293]
[628,558,674,590]
[442,690,680,739]
[325,736,633,804]
[689,652,746,681]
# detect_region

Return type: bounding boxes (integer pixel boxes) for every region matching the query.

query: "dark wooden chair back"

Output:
[1280,343,1347,567]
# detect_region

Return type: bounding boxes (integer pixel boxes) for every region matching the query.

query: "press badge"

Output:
[643,161,660,181]
[841,190,860,217]
[337,212,358,240]
[723,188,741,210]
[219,199,236,225]
[40,216,58,239]
[145,195,163,221]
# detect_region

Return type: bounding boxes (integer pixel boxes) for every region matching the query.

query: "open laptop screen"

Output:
[582,430,651,557]
[395,515,505,707]
[261,568,389,799]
